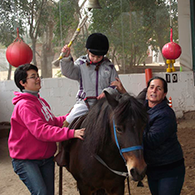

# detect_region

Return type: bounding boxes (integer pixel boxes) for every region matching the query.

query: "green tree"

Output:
[0,0,79,78]
[0,0,25,47]
[53,0,79,47]
[88,0,178,73]
[0,0,26,79]
[52,0,89,62]
[0,0,179,76]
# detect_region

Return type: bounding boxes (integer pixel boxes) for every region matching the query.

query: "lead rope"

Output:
[127,177,131,195]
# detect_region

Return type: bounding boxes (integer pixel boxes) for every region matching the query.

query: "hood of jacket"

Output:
[13,91,40,105]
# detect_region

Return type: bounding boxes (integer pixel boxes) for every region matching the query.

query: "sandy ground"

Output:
[0,118,195,195]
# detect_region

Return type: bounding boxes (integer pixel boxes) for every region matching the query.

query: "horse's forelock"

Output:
[114,94,147,125]
[129,96,148,124]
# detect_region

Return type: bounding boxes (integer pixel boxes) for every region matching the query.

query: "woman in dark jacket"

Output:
[111,76,185,195]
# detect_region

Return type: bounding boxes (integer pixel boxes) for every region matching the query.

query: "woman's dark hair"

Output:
[147,76,168,93]
[14,64,38,92]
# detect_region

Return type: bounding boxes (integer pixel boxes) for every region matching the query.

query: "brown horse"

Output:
[60,91,147,195]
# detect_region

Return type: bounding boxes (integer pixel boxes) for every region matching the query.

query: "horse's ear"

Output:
[136,88,147,105]
[104,90,119,109]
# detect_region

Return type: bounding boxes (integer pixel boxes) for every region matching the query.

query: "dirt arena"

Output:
[0,117,195,195]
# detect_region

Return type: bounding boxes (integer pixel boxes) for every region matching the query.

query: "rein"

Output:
[94,155,128,177]
[94,155,131,195]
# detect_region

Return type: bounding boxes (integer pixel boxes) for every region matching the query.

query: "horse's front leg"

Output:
[77,183,109,195]
[105,181,125,195]
[77,181,94,195]
[93,189,107,195]
[93,188,124,195]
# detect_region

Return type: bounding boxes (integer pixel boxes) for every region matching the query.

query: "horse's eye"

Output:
[116,126,123,133]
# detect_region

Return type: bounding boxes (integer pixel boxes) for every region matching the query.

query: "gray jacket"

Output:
[60,54,119,103]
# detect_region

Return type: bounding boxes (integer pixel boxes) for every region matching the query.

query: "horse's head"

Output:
[104,90,147,181]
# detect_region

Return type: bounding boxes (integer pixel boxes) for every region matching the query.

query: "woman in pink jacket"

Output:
[8,64,85,195]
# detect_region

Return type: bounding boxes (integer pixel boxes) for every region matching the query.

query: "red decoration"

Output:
[162,29,182,60]
[162,42,181,60]
[6,28,33,67]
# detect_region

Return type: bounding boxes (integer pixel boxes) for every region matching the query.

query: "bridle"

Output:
[113,119,143,162]
[94,119,144,195]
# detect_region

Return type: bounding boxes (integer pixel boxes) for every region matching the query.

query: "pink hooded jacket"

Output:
[8,92,74,160]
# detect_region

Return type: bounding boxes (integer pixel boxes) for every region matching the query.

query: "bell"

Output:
[85,0,101,9]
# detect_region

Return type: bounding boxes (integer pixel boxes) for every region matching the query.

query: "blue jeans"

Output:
[147,162,185,195]
[12,157,55,195]
[148,176,185,195]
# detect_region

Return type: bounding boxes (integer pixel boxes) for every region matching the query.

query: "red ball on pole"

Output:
[162,41,181,60]
[161,28,182,72]
[6,28,33,67]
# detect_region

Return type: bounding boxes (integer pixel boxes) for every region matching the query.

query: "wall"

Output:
[178,0,193,71]
[1,71,195,122]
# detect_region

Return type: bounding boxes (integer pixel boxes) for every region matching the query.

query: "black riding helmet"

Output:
[86,33,109,56]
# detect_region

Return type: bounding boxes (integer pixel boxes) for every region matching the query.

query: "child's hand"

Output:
[74,128,85,140]
[61,45,71,57]
[97,92,105,99]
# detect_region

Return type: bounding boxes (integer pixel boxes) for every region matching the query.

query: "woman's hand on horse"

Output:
[111,77,127,94]
[74,128,85,140]
[97,92,105,99]
[61,44,71,57]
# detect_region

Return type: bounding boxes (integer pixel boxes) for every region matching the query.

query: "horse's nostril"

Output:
[130,168,145,181]
[130,168,135,177]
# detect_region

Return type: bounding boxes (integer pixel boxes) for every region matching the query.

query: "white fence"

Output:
[1,71,195,122]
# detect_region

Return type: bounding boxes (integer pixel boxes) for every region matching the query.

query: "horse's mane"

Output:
[82,93,147,154]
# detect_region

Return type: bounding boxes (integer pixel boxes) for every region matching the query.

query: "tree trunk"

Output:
[31,38,37,66]
[7,64,12,80]
[41,20,55,78]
